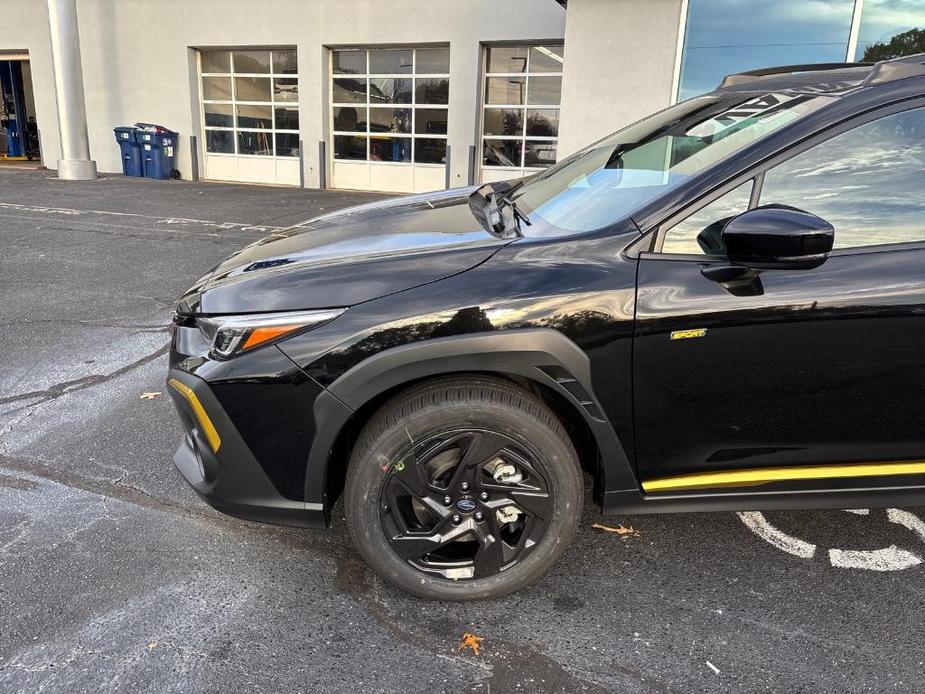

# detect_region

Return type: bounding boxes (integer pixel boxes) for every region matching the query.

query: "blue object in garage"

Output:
[113,126,143,177]
[135,125,180,180]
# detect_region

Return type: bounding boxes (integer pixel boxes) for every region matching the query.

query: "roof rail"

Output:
[863,52,925,85]
[718,63,872,89]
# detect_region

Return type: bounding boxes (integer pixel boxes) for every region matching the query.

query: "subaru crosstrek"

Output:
[168,55,925,599]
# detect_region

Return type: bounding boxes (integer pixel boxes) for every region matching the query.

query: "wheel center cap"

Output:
[455,498,477,513]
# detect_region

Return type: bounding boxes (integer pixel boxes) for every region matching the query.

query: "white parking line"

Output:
[828,546,922,571]
[0,201,286,234]
[738,508,925,572]
[737,511,817,558]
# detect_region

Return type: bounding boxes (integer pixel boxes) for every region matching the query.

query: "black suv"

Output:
[169,55,925,599]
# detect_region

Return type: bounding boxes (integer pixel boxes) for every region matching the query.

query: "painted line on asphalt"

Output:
[828,545,922,571]
[738,508,925,572]
[737,511,817,558]
[0,201,286,234]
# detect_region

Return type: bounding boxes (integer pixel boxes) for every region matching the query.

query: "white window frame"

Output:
[199,48,300,160]
[479,43,564,181]
[329,47,450,168]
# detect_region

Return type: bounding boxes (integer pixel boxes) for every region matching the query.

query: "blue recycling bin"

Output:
[113,126,143,177]
[136,127,179,180]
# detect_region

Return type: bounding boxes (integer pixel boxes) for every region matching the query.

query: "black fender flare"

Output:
[304,328,638,524]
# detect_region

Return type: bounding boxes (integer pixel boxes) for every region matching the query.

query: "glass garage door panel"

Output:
[330,46,449,193]
[199,48,300,186]
[480,44,563,184]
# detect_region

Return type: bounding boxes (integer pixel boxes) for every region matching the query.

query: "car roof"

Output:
[712,53,925,97]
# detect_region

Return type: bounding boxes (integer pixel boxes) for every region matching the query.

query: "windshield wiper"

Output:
[499,194,532,228]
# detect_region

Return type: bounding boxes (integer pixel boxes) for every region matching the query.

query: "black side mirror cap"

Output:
[722,204,835,270]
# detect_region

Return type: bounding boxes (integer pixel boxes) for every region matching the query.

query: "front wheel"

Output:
[344,375,583,600]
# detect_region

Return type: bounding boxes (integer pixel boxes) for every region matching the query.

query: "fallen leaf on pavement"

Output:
[458,632,484,656]
[591,522,641,540]
[140,392,162,400]
[146,641,159,650]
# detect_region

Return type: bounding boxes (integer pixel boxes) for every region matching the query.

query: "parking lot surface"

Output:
[1,169,924,693]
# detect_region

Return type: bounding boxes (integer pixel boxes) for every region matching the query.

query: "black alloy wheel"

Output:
[380,429,552,581]
[344,375,583,600]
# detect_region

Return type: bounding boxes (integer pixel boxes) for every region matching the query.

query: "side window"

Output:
[661,181,752,255]
[761,108,925,250]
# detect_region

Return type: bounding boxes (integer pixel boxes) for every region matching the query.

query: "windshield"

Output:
[510,92,832,235]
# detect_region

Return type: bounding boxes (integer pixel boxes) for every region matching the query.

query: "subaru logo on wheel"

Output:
[456,498,477,513]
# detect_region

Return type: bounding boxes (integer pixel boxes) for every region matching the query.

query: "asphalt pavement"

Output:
[1,168,924,693]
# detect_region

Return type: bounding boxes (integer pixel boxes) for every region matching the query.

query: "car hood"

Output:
[178,187,510,314]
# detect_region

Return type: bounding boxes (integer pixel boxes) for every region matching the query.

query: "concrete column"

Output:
[46,0,96,179]
[557,0,685,158]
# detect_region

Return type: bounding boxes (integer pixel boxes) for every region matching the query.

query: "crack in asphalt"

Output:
[0,343,171,409]
[0,453,341,556]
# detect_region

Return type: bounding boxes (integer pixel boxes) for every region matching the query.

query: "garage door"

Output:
[199,48,300,186]
[480,44,563,184]
[329,46,449,193]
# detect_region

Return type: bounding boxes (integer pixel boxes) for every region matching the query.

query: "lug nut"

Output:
[474,512,484,522]
[452,514,462,524]
[443,495,452,506]
[460,482,470,491]
[479,492,489,501]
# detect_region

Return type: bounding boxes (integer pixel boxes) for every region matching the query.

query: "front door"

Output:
[633,105,925,491]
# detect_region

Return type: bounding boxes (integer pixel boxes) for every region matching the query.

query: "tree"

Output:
[862,28,925,62]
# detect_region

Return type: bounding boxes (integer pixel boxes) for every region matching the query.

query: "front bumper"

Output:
[167,368,319,528]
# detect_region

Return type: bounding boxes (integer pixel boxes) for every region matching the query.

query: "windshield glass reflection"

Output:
[510,93,831,235]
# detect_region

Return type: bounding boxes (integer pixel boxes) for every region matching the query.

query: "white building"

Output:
[1,0,922,192]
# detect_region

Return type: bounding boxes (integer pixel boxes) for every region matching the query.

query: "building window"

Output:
[330,47,450,165]
[678,0,855,100]
[677,0,925,102]
[853,0,925,61]
[480,44,563,181]
[200,49,299,157]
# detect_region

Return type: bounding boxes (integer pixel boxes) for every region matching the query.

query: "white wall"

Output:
[557,0,684,158]
[0,0,566,187]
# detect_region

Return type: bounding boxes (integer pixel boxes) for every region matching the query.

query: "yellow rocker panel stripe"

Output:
[642,460,925,493]
[167,378,222,453]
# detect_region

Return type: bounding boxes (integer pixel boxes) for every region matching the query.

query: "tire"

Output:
[344,375,583,600]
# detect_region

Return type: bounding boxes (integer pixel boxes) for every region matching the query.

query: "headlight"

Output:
[196,308,346,359]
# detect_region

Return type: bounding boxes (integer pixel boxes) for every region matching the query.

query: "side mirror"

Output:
[722,204,834,270]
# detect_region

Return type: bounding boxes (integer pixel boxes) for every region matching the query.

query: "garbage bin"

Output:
[113,126,143,177]
[136,125,179,180]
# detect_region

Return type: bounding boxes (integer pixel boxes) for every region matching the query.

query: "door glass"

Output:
[234,51,271,74]
[760,108,925,249]
[235,76,272,102]
[369,49,413,74]
[486,46,528,73]
[201,51,231,74]
[662,181,753,255]
[369,78,412,104]
[236,104,272,129]
[416,48,450,74]
[332,50,366,75]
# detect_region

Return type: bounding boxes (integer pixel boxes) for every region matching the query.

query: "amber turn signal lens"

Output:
[241,324,304,351]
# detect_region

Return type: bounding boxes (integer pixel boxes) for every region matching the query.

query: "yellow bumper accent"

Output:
[642,460,925,493]
[167,378,222,453]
